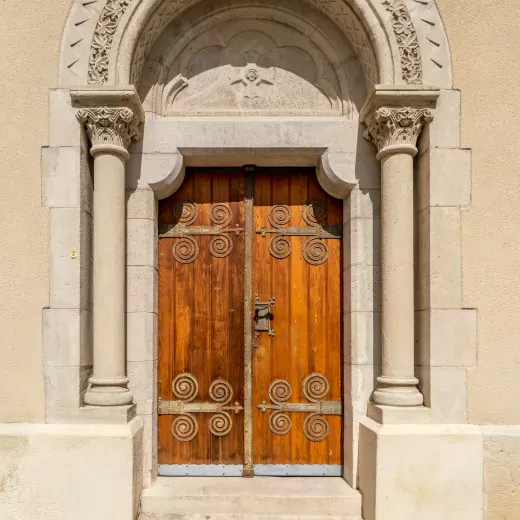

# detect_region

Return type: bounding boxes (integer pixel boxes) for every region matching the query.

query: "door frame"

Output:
[155,167,346,477]
[124,137,378,486]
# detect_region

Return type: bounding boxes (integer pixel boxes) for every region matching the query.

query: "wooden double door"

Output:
[158,168,343,476]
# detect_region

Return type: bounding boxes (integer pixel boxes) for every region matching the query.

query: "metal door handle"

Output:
[254,295,276,342]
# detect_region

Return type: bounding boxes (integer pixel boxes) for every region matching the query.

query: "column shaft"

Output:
[92,153,126,380]
[373,152,422,406]
[85,150,132,406]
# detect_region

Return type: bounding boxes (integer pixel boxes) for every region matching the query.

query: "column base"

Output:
[367,403,431,424]
[84,376,133,406]
[78,403,137,424]
[372,375,423,406]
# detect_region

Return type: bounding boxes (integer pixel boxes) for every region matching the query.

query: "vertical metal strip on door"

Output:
[242,167,255,477]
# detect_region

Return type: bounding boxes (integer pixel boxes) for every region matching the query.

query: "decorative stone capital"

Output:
[70,86,145,159]
[76,106,141,158]
[361,85,440,160]
[363,106,434,159]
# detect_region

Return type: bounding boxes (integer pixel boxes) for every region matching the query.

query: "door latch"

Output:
[253,295,276,348]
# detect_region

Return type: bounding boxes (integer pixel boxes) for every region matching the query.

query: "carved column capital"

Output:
[363,106,434,159]
[360,86,440,160]
[76,106,141,159]
[70,87,145,160]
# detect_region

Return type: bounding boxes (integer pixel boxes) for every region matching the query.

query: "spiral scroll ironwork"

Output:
[269,412,292,436]
[209,412,233,437]
[268,236,291,259]
[303,413,330,442]
[210,203,233,228]
[173,200,198,225]
[302,200,328,226]
[258,200,340,265]
[209,380,233,404]
[171,413,198,442]
[172,373,199,402]
[165,201,242,263]
[269,379,292,403]
[268,205,291,228]
[172,237,199,264]
[302,238,329,266]
[303,373,330,402]
[210,235,233,258]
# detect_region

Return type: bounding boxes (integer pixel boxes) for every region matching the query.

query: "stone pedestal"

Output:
[358,418,483,520]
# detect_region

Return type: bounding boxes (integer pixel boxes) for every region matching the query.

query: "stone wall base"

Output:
[0,418,143,520]
[358,418,483,520]
[1,417,519,519]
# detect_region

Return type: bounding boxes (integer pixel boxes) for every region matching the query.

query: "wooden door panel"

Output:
[252,169,343,467]
[157,167,343,473]
[158,169,244,466]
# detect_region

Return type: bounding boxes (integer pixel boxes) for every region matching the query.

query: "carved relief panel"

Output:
[160,19,348,116]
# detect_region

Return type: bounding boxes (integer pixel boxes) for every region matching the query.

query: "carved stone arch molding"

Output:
[59,0,452,89]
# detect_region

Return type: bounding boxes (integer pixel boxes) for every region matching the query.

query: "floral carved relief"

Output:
[88,0,132,84]
[86,0,423,86]
[76,106,142,149]
[363,106,434,153]
[381,0,423,84]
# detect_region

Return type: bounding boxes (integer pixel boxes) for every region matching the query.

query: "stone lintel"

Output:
[70,85,145,123]
[360,84,441,122]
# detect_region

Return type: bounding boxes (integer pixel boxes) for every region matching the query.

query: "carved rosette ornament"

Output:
[76,106,141,158]
[363,106,434,159]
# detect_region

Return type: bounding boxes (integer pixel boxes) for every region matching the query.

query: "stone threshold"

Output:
[140,476,362,519]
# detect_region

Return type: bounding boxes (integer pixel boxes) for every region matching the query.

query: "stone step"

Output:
[140,477,362,519]
[140,515,360,520]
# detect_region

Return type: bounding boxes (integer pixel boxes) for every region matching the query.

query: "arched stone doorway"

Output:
[43,0,479,517]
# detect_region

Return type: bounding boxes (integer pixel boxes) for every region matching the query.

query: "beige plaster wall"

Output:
[436,0,520,425]
[0,1,73,422]
[0,0,518,429]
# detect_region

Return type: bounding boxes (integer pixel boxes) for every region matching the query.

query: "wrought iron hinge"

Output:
[159,374,243,442]
[257,373,342,442]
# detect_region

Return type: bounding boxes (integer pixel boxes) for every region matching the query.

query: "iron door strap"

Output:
[243,168,255,477]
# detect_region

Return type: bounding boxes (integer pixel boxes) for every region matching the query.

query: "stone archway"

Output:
[44,0,477,517]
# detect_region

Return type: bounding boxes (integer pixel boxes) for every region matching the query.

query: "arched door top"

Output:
[59,0,452,91]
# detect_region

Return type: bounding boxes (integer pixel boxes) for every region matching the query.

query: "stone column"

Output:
[362,88,438,407]
[72,89,144,406]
